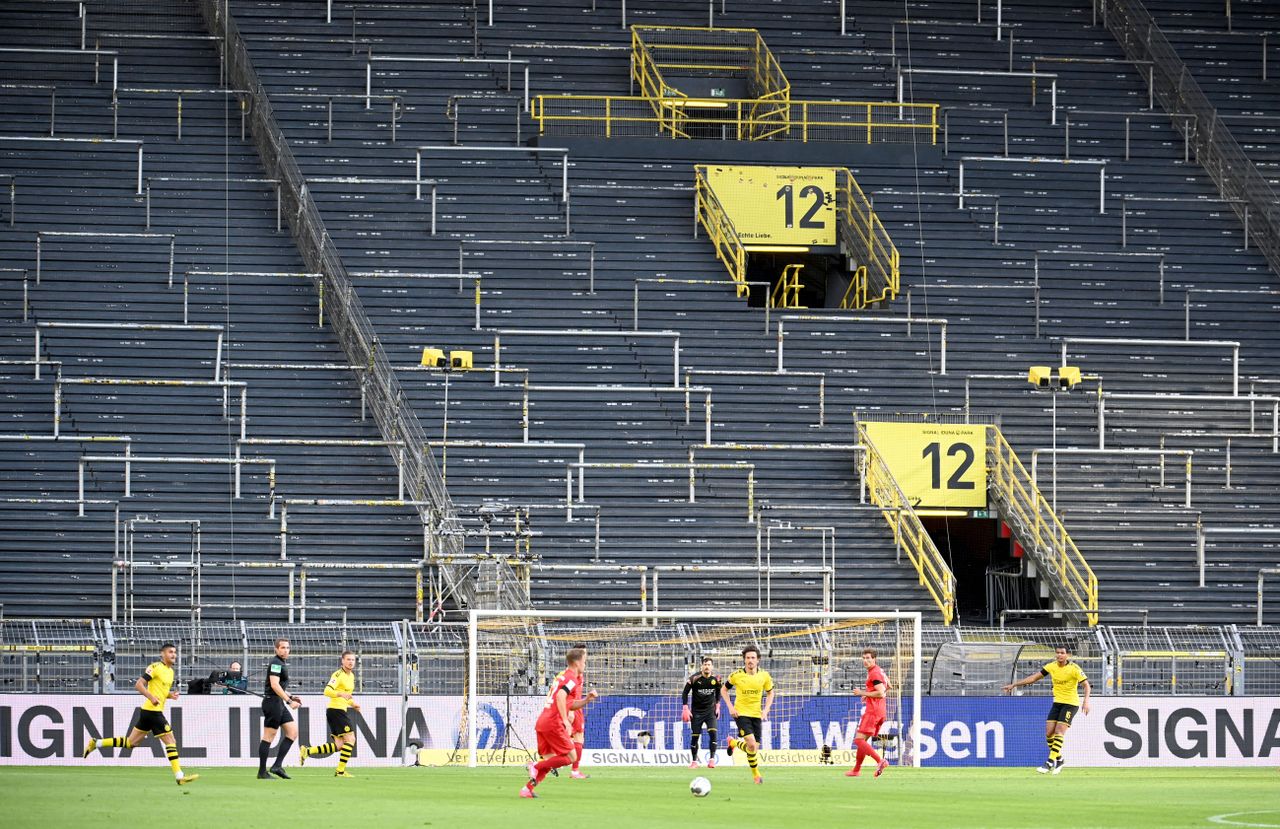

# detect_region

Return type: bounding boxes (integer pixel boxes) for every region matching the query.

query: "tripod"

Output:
[500,668,537,767]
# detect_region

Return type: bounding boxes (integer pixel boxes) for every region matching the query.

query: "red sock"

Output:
[533,755,571,783]
[854,737,881,771]
[572,742,583,771]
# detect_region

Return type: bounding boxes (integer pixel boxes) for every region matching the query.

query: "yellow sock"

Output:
[336,743,354,772]
[165,745,182,778]
[746,748,760,777]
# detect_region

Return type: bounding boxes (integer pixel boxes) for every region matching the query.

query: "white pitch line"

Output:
[1209,812,1280,828]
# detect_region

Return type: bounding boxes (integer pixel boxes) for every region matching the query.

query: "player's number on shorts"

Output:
[923,441,976,490]
[776,184,825,230]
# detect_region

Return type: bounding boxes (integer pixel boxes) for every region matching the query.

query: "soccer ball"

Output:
[690,776,711,797]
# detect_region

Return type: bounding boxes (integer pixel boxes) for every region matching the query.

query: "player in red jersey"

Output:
[568,643,590,779]
[845,647,890,778]
[520,647,597,798]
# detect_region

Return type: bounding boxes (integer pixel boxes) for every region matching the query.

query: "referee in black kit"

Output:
[258,637,302,779]
[681,656,722,768]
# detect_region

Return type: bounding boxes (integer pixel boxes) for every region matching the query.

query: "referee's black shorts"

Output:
[133,709,172,736]
[689,709,718,735]
[734,715,763,743]
[327,708,355,739]
[262,697,294,729]
[1046,702,1080,725]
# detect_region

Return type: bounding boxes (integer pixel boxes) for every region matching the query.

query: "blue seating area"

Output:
[2,0,1278,625]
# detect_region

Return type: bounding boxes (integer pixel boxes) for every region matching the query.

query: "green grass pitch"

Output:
[0,766,1276,829]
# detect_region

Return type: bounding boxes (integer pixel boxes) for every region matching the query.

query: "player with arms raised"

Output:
[520,647,597,798]
[681,656,721,768]
[721,645,772,784]
[82,641,198,786]
[845,647,889,778]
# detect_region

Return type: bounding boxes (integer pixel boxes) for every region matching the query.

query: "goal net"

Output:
[457,610,921,768]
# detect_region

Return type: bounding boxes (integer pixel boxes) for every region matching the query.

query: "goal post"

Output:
[464,609,922,769]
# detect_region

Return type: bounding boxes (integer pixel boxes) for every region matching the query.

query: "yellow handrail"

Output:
[771,264,805,309]
[694,166,748,296]
[857,422,957,624]
[987,427,1099,625]
[839,265,868,309]
[836,169,900,308]
[534,94,938,145]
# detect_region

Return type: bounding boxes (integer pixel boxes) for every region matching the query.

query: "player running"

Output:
[1003,644,1091,774]
[300,649,361,776]
[568,643,591,779]
[82,641,198,786]
[845,647,890,778]
[258,638,302,780]
[681,656,721,768]
[721,645,773,784]
[520,647,597,798]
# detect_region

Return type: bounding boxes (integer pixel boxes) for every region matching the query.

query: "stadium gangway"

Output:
[78,454,276,516]
[446,94,526,145]
[1260,569,1280,626]
[1098,392,1280,452]
[35,230,174,284]
[1196,527,1280,591]
[460,239,592,289]
[1035,249,1168,306]
[963,371,1103,422]
[958,155,1107,213]
[365,55,530,112]
[113,86,252,141]
[1065,109,1196,162]
[685,368,826,426]
[690,443,866,502]
[414,145,568,202]
[1029,447,1195,509]
[54,378,247,439]
[33,322,224,382]
[237,437,405,498]
[185,271,323,322]
[146,177,279,234]
[569,461,755,520]
[266,92,402,143]
[1185,288,1280,340]
[1059,338,1242,401]
[492,328,683,388]
[0,136,143,196]
[897,69,1059,116]
[0,46,118,92]
[634,278,773,333]
[349,272,483,329]
[775,314,949,375]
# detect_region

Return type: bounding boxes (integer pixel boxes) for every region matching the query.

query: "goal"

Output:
[461,610,922,768]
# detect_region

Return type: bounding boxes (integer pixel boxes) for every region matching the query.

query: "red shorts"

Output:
[572,710,584,734]
[858,713,885,738]
[535,720,576,757]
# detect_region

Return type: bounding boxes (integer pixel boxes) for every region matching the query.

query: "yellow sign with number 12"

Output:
[863,422,988,509]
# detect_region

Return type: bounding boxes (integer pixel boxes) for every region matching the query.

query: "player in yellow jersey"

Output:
[1003,644,1091,774]
[720,645,773,784]
[299,650,361,776]
[82,642,198,786]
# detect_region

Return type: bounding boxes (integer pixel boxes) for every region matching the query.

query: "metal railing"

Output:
[836,168,900,308]
[856,421,956,624]
[1102,0,1280,277]
[987,426,1099,626]
[197,0,523,613]
[534,94,938,143]
[693,168,747,293]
